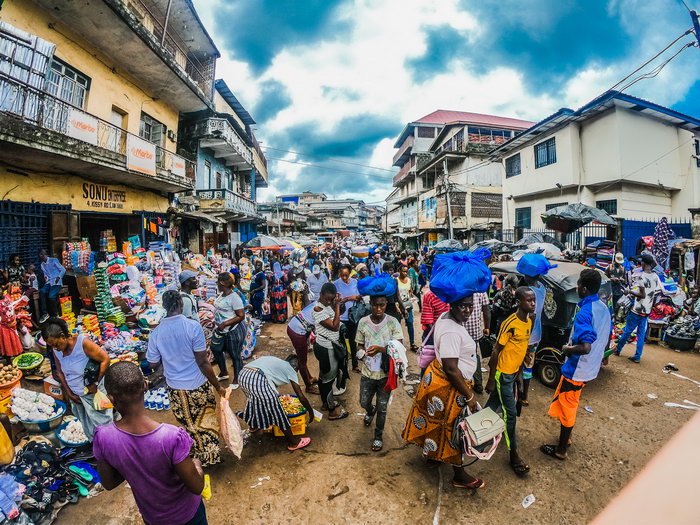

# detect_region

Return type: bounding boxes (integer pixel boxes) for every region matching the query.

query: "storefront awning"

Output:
[177,211,226,224]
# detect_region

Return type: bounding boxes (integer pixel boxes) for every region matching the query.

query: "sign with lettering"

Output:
[171,153,186,178]
[126,134,156,176]
[67,108,98,146]
[81,183,127,210]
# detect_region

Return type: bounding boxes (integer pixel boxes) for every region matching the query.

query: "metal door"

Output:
[50,210,80,256]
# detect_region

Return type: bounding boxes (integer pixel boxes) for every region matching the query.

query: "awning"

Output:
[177,210,226,224]
[393,232,422,238]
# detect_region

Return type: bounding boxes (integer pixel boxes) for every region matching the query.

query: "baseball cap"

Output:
[178,270,198,285]
[312,264,321,274]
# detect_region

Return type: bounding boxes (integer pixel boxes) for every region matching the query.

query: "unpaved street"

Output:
[60,318,699,525]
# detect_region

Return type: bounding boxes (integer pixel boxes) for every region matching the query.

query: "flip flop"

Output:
[288,437,311,451]
[329,409,349,421]
[510,461,530,477]
[540,444,567,460]
[452,478,487,490]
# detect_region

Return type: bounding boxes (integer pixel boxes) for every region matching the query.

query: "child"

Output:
[94,362,208,525]
[485,286,535,477]
[541,269,611,460]
[24,265,38,293]
[355,294,403,452]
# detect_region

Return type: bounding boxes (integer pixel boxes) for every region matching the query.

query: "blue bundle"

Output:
[357,274,397,297]
[429,249,492,304]
[516,253,557,277]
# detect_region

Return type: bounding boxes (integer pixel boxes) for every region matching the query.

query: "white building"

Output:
[494,91,700,230]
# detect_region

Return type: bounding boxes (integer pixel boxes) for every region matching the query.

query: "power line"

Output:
[260,146,395,172]
[617,41,697,93]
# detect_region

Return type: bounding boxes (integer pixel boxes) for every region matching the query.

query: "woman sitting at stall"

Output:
[212,273,247,386]
[148,290,226,467]
[239,355,314,451]
[42,317,113,440]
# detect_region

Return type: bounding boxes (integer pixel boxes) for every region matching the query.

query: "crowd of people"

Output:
[28,235,695,525]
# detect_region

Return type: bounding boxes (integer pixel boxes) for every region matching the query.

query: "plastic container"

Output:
[55,419,89,447]
[272,414,307,437]
[0,375,21,400]
[17,400,66,433]
[12,353,44,372]
[666,334,697,351]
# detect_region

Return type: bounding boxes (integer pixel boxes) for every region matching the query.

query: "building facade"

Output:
[494,91,700,229]
[0,0,215,261]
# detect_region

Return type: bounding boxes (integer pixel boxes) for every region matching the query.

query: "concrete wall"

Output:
[2,0,180,153]
[213,90,246,130]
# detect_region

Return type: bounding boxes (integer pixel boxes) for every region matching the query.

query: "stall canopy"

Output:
[513,233,565,250]
[432,239,465,252]
[541,203,616,233]
[177,211,226,224]
[469,239,514,253]
[241,235,283,250]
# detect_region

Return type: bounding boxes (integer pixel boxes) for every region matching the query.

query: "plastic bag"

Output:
[92,390,113,411]
[357,274,397,297]
[516,253,557,277]
[217,389,243,459]
[429,249,492,304]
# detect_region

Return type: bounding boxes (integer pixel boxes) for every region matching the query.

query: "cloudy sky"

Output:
[191,0,700,204]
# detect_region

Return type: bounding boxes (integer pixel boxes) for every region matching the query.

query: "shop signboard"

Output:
[126,134,156,176]
[67,107,98,146]
[171,153,186,178]
[81,182,127,211]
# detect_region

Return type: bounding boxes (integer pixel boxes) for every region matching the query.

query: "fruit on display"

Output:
[279,394,306,415]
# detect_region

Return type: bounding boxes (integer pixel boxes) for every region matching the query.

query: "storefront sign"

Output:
[67,108,98,146]
[171,153,186,178]
[126,134,156,176]
[81,182,127,210]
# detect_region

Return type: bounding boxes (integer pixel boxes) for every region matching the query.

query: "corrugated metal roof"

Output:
[215,80,256,125]
[416,110,534,129]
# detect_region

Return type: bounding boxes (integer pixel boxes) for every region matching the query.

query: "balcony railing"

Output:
[196,188,258,217]
[0,73,195,186]
[187,117,252,166]
[393,135,414,165]
[393,157,416,185]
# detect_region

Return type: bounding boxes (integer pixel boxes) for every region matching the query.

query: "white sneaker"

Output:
[217,375,229,381]
[230,383,240,390]
[39,314,49,323]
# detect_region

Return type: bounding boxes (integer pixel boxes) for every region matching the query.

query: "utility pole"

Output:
[276,202,281,236]
[691,11,700,48]
[443,159,454,239]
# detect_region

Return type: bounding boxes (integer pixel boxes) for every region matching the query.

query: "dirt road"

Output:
[59,318,699,525]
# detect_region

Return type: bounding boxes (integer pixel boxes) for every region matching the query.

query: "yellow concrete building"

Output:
[0,0,219,258]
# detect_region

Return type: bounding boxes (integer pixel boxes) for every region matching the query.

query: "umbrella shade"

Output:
[432,239,465,252]
[241,235,282,250]
[513,233,566,250]
[515,242,563,259]
[468,239,514,253]
[541,203,616,233]
[277,239,302,251]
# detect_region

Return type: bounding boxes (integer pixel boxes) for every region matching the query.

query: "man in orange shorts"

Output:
[541,269,612,460]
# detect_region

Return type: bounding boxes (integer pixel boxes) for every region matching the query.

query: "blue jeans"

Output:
[39,284,61,317]
[182,500,208,525]
[404,308,415,346]
[616,311,648,361]
[486,371,518,450]
[251,293,264,319]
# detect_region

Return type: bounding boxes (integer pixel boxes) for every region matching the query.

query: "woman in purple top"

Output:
[94,362,208,525]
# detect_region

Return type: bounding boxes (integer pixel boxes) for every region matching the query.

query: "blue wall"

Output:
[621,220,691,258]
[195,146,229,190]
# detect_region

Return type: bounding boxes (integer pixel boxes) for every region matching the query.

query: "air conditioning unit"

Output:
[167,130,177,142]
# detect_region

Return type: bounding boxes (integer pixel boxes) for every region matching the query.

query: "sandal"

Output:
[371,439,383,452]
[329,409,349,421]
[305,385,320,395]
[309,377,319,384]
[364,408,376,427]
[520,399,529,407]
[452,478,487,490]
[510,461,530,477]
[540,444,567,460]
[288,437,311,451]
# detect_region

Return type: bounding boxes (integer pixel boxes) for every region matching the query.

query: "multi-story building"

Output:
[384,188,401,235]
[178,79,268,251]
[494,90,700,231]
[298,199,369,230]
[0,0,216,260]
[416,113,533,245]
[276,192,327,205]
[258,202,307,236]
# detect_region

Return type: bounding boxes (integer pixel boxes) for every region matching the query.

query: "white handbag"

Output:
[457,405,505,460]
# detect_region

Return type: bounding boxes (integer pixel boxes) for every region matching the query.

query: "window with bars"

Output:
[45,58,90,108]
[546,202,567,211]
[471,193,502,218]
[515,207,531,228]
[505,153,521,177]
[534,137,556,168]
[596,199,617,215]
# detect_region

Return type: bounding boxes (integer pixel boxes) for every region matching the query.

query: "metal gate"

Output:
[0,201,70,266]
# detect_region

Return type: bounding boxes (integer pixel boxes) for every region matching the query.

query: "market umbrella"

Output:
[241,235,282,250]
[468,239,514,254]
[432,239,465,252]
[515,242,564,259]
[277,239,302,252]
[540,203,616,234]
[513,232,566,251]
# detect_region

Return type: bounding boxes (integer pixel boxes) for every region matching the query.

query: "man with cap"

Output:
[179,270,200,322]
[307,264,329,302]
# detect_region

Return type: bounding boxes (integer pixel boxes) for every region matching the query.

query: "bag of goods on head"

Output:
[429,249,492,304]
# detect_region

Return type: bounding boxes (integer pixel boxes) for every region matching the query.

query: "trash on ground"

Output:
[663,402,700,411]
[647,393,658,399]
[250,476,271,489]
[584,406,593,413]
[682,399,700,408]
[522,494,536,508]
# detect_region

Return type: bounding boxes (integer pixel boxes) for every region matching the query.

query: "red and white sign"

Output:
[67,108,98,146]
[126,134,156,176]
[171,153,186,178]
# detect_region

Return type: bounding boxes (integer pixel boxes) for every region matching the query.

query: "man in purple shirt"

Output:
[94,362,208,525]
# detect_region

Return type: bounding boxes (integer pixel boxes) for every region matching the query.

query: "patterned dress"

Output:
[269,274,288,323]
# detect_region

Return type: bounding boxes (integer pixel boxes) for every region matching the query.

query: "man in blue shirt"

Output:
[39,249,66,322]
[541,268,612,461]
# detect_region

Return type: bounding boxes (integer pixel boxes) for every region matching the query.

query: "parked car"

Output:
[489,260,613,388]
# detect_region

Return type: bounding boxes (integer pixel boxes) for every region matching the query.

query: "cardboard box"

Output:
[44,377,62,400]
[76,276,97,299]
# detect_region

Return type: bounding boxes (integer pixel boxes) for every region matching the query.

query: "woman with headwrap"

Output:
[269,262,289,323]
[147,290,226,466]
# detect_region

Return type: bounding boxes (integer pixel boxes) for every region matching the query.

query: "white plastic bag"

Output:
[217,389,243,458]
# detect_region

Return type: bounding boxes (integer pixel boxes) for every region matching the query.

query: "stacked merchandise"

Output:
[62,240,94,274]
[106,253,127,282]
[93,267,122,324]
[204,278,218,300]
[99,230,117,252]
[81,314,101,339]
[162,261,180,288]
[6,287,31,330]
[585,240,616,271]
[141,275,158,305]
[60,312,76,332]
[144,387,170,411]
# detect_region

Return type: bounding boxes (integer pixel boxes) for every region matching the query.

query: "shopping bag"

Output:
[92,390,113,411]
[217,389,243,459]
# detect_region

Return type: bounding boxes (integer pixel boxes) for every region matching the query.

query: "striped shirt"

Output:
[313,303,339,349]
[421,290,450,328]
[462,292,489,340]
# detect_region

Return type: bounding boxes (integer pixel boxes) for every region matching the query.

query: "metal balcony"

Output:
[187,117,253,169]
[0,74,195,192]
[196,188,260,221]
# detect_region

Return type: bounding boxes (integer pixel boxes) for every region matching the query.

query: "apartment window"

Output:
[505,153,521,177]
[215,172,222,189]
[515,207,531,228]
[535,137,556,168]
[139,112,166,147]
[204,161,212,188]
[45,58,90,108]
[417,126,435,138]
[546,202,567,211]
[695,139,700,168]
[596,199,618,215]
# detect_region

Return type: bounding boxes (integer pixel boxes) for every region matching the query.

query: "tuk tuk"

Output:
[489,260,613,388]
